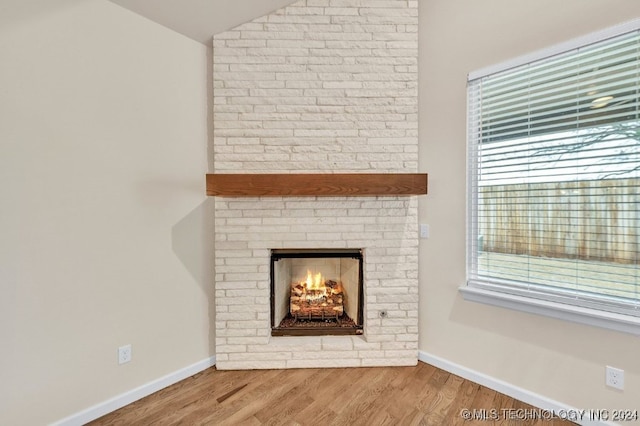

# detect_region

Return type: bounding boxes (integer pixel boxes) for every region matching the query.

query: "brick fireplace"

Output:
[212,0,419,369]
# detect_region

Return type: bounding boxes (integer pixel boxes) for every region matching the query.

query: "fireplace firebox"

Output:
[270,249,364,336]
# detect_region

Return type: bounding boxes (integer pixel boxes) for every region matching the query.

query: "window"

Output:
[463,20,640,334]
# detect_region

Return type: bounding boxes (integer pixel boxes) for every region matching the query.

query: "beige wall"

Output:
[419,0,640,412]
[0,1,213,424]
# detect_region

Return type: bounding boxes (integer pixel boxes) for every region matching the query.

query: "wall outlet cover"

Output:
[118,344,132,365]
[605,365,624,390]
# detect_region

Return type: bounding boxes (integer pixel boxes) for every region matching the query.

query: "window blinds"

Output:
[467,28,640,316]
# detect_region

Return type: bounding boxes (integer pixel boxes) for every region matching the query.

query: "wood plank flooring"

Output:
[89,362,575,426]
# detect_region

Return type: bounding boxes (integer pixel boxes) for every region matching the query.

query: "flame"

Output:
[305,270,324,291]
[299,270,327,303]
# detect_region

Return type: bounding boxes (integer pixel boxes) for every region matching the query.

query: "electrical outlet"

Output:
[420,224,430,239]
[118,344,132,365]
[605,366,624,390]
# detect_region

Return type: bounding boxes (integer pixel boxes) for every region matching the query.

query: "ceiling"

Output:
[107,0,297,45]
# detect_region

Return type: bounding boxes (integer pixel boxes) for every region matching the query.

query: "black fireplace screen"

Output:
[270,249,364,336]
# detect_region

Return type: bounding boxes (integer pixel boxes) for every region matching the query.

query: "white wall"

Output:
[419,0,640,413]
[0,1,212,424]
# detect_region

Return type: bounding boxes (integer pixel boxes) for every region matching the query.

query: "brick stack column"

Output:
[213,0,419,370]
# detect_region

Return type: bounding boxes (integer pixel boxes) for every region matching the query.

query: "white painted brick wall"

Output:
[213,0,417,174]
[213,0,419,369]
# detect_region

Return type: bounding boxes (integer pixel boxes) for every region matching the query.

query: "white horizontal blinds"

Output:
[468,29,640,315]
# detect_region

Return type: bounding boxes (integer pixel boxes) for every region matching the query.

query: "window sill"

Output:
[459,286,640,336]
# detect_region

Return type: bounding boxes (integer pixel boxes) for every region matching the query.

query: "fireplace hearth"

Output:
[270,249,364,336]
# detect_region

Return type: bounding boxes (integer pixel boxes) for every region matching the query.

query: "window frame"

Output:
[461,18,640,336]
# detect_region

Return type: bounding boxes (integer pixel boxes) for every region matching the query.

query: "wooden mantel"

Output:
[206,173,428,197]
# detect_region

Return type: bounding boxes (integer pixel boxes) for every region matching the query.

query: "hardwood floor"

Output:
[89,362,575,425]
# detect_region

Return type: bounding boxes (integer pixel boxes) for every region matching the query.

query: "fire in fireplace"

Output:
[270,249,364,336]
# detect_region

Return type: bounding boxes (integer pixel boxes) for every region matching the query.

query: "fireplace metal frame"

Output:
[270,248,364,336]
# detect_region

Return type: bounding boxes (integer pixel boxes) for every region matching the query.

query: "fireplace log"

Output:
[290,287,344,318]
[291,304,344,317]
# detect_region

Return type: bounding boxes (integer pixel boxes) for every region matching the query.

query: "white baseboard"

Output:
[52,353,616,426]
[418,351,613,426]
[52,356,216,426]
